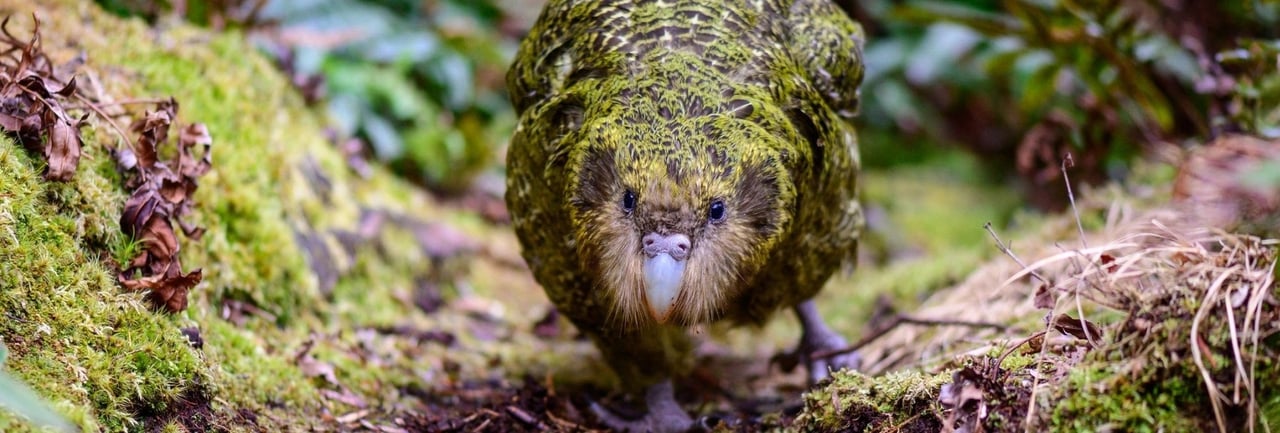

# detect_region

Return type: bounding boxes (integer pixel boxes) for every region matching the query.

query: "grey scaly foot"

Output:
[793,299,860,383]
[590,381,694,433]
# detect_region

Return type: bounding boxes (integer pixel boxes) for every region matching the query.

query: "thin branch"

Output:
[73,94,134,151]
[985,222,1050,285]
[812,314,1010,360]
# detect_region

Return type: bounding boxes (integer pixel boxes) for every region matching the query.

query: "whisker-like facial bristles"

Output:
[671,218,761,325]
[579,210,651,330]
[603,236,647,329]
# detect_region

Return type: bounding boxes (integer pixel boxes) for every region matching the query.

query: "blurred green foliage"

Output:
[847,0,1279,208]
[251,0,517,192]
[1217,38,1280,137]
[100,0,520,192]
[98,0,1280,207]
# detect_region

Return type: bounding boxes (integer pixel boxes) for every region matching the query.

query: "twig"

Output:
[82,97,175,107]
[812,314,1009,360]
[898,315,1010,331]
[505,405,548,431]
[985,222,1050,285]
[73,94,135,151]
[1058,157,1100,346]
[1062,154,1088,250]
[996,331,1048,368]
[810,316,902,360]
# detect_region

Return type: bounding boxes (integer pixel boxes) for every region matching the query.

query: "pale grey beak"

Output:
[641,233,690,323]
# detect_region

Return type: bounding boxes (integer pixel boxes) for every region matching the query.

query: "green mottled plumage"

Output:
[507,0,865,388]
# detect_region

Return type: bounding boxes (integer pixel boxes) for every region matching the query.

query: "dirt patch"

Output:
[402,377,595,432]
[134,384,218,433]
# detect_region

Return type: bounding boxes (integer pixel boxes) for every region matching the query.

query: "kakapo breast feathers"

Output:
[506,0,866,327]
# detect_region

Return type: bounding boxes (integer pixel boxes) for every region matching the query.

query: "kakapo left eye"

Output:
[708,200,726,222]
[622,190,637,213]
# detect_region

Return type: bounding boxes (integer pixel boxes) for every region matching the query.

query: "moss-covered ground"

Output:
[0,1,595,430]
[0,1,1276,432]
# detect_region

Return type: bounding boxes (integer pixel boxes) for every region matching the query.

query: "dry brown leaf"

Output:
[177,217,206,240]
[128,100,177,171]
[1050,314,1101,342]
[158,177,188,205]
[297,355,340,385]
[114,98,212,313]
[149,269,201,313]
[177,123,213,184]
[322,389,369,410]
[414,222,478,259]
[43,111,82,180]
[121,187,169,238]
[137,216,179,267]
[117,268,201,313]
[0,16,85,182]
[1033,283,1054,309]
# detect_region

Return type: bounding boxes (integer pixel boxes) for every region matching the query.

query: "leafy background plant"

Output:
[98,0,1280,209]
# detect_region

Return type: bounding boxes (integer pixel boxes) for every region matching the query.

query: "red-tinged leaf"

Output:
[1100,253,1118,273]
[148,269,201,313]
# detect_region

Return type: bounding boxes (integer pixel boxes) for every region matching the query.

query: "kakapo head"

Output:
[560,70,814,329]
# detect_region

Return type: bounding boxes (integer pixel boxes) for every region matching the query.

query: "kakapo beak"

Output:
[642,252,685,323]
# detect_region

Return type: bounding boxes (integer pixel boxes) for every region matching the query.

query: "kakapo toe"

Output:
[589,381,699,433]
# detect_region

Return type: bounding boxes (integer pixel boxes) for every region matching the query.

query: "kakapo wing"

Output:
[785,0,866,271]
[505,0,616,326]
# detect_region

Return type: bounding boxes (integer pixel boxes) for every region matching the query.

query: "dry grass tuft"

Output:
[845,181,1278,431]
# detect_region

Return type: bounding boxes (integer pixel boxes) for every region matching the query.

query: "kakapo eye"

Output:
[622,190,637,213]
[708,199,726,222]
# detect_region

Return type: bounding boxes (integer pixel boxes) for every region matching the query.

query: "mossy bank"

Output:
[0,1,589,430]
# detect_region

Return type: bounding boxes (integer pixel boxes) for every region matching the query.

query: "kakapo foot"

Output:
[589,380,699,433]
[792,299,861,384]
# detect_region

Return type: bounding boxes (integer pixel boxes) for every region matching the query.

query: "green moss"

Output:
[0,139,206,432]
[794,369,951,432]
[997,353,1036,371]
[1,1,609,430]
[0,0,438,429]
[1049,362,1205,432]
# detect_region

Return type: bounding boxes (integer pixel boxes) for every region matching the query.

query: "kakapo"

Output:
[506,0,865,430]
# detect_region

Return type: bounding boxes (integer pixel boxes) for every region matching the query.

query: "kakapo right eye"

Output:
[622,190,637,213]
